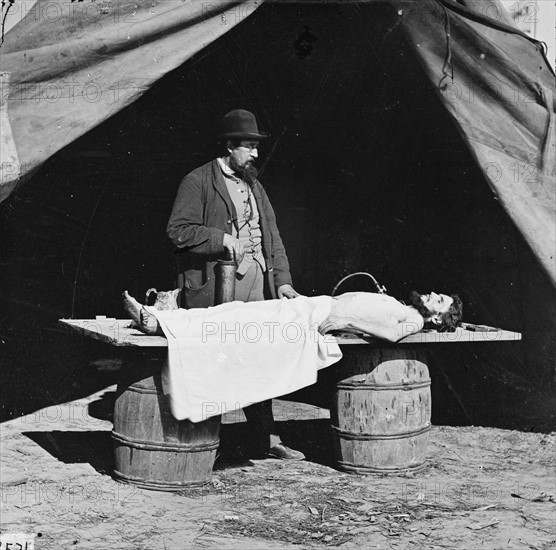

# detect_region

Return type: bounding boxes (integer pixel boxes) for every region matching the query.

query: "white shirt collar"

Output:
[217,156,237,178]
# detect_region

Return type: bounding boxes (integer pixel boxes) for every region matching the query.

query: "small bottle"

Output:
[214,259,237,305]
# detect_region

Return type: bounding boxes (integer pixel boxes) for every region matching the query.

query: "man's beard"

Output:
[230,156,259,186]
[408,291,430,318]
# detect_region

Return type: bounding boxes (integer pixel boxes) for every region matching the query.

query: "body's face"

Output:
[419,292,453,315]
[408,290,462,332]
[229,140,259,169]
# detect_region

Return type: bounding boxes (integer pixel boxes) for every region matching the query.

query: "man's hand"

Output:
[222,234,245,263]
[277,284,302,299]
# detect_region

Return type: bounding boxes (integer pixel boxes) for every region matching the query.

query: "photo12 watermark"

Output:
[5,80,148,106]
[400,481,549,506]
[1,480,138,506]
[201,320,328,345]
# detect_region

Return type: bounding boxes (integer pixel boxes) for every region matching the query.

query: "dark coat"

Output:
[167,159,293,308]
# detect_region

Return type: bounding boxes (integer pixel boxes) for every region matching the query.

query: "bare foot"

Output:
[140,308,163,336]
[123,290,142,326]
[122,291,163,335]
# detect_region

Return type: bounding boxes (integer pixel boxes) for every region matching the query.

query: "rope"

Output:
[439,2,454,89]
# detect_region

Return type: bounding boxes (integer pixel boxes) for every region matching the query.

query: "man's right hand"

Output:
[222,234,245,263]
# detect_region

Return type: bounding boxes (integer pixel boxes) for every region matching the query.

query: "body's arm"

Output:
[368,319,423,342]
[167,174,227,256]
[319,316,410,342]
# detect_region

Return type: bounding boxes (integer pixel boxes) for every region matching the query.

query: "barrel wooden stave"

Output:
[112,354,220,491]
[333,348,431,474]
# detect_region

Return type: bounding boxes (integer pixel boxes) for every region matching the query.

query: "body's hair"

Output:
[409,291,463,332]
[425,294,463,332]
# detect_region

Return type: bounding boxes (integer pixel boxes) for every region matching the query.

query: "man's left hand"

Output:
[277,284,302,299]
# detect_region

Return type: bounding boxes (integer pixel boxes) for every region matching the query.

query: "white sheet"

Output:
[146,296,342,422]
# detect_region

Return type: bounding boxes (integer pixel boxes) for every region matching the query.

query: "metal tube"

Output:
[331,272,387,296]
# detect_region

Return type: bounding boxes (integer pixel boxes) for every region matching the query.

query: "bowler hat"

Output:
[221,109,270,140]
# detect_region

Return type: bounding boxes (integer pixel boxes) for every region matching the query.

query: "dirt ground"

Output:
[1,382,555,550]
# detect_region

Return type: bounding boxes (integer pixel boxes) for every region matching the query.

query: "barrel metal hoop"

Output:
[331,424,431,440]
[112,431,220,452]
[337,460,428,474]
[113,470,211,490]
[124,384,159,395]
[337,381,431,391]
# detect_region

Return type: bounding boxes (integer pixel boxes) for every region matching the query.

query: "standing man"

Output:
[167,109,305,460]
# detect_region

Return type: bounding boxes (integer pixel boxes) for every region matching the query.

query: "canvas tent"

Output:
[1,0,554,281]
[0,0,555,428]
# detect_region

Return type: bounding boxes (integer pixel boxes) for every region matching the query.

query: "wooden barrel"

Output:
[112,352,220,491]
[332,348,431,474]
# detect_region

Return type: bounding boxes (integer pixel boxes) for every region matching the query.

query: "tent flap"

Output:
[398,0,555,283]
[0,0,261,201]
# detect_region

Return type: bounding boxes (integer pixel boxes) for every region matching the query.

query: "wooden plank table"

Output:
[59,317,522,482]
[59,318,522,347]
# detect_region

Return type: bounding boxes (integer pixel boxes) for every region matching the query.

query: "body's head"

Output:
[409,291,463,332]
[220,109,269,185]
